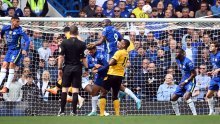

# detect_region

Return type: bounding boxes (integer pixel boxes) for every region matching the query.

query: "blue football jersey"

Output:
[102,26,122,55]
[1,25,30,51]
[176,57,195,83]
[210,51,220,77]
[87,51,108,77]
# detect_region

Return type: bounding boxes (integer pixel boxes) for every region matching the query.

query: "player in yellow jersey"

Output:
[99,39,130,116]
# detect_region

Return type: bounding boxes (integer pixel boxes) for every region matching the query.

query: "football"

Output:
[142,4,152,14]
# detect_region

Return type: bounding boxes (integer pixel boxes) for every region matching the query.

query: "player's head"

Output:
[63,26,70,39]
[175,47,185,59]
[118,39,130,50]
[69,25,79,36]
[11,16,20,28]
[87,43,96,55]
[209,41,219,53]
[102,19,111,27]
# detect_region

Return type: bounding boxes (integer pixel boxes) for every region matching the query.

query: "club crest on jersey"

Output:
[13,32,16,35]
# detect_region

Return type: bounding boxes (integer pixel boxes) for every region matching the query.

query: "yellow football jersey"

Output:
[107,49,129,77]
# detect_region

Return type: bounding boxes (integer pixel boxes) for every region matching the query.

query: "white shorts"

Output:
[81,76,90,89]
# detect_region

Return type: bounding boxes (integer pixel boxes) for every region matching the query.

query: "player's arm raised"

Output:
[94,35,106,46]
[21,29,30,56]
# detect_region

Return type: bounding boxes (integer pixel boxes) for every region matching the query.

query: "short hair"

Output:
[7,7,15,11]
[123,39,130,49]
[210,41,220,49]
[70,25,78,35]
[87,44,96,50]
[63,27,70,32]
[177,47,185,54]
[24,6,31,10]
[11,16,19,20]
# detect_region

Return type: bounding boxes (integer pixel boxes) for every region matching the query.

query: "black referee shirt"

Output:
[59,37,86,66]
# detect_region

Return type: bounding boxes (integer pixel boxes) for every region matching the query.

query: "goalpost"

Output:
[0,17,219,116]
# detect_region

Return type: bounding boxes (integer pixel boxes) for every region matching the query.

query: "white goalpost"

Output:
[0,17,220,116]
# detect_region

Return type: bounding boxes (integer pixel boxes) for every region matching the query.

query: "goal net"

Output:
[0,18,219,116]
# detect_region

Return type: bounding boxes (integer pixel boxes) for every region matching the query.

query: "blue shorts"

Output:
[208,77,220,91]
[94,74,106,87]
[174,80,196,97]
[4,49,22,66]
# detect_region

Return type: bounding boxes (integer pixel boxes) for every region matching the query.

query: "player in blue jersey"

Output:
[171,48,197,115]
[92,19,141,110]
[206,41,220,115]
[83,44,109,116]
[0,16,30,93]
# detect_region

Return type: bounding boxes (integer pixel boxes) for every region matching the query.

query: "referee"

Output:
[57,25,88,116]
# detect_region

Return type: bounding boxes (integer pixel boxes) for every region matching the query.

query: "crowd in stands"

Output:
[0,0,48,17]
[80,0,220,18]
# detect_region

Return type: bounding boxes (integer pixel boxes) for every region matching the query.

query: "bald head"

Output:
[102,19,111,27]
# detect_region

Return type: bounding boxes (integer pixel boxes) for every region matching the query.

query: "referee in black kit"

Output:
[57,25,88,116]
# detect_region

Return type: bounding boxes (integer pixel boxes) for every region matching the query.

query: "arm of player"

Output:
[180,69,196,88]
[82,57,88,69]
[212,68,220,76]
[58,55,64,80]
[94,35,106,46]
[21,29,30,51]
[87,57,95,69]
[97,57,109,73]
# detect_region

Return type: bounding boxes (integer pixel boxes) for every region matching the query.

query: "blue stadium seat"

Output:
[48,0,82,17]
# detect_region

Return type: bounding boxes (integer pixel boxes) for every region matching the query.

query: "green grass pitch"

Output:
[0,116,219,124]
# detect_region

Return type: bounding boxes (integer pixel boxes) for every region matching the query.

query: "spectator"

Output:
[181,7,191,18]
[211,0,220,17]
[28,41,40,70]
[195,2,209,18]
[18,67,31,86]
[175,0,194,18]
[113,6,122,18]
[22,57,31,68]
[167,66,182,83]
[125,0,137,13]
[129,40,140,60]
[23,7,31,17]
[84,0,97,17]
[146,42,158,63]
[0,1,5,17]
[78,9,87,17]
[31,29,43,50]
[129,13,136,18]
[132,0,148,18]
[157,74,178,101]
[197,48,213,71]
[136,26,147,42]
[36,59,46,82]
[169,39,177,64]
[93,6,105,17]
[102,0,114,17]
[118,1,130,18]
[182,35,199,66]
[155,49,171,70]
[26,0,49,17]
[46,56,58,84]
[7,7,15,17]
[127,31,136,52]
[12,0,23,17]
[37,70,52,101]
[150,7,159,18]
[146,62,163,101]
[167,3,175,14]
[3,72,22,102]
[164,9,174,18]
[53,36,63,59]
[132,47,147,69]
[38,40,51,63]
[21,74,40,116]
[49,33,59,55]
[157,1,165,18]
[192,64,211,101]
[102,0,119,10]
